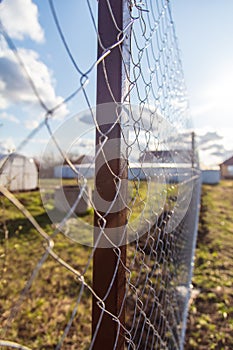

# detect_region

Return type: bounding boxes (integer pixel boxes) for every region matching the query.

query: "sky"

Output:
[0,0,232,168]
[171,0,233,166]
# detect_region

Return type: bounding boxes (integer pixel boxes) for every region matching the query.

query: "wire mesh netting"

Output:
[0,0,201,349]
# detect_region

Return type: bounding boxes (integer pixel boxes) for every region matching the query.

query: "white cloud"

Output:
[70,138,95,156]
[195,129,233,168]
[0,137,15,153]
[31,138,47,144]
[0,0,44,42]
[197,131,222,146]
[0,111,19,123]
[0,47,69,118]
[191,103,215,118]
[0,1,68,123]
[24,119,39,130]
[190,62,233,130]
[78,112,94,125]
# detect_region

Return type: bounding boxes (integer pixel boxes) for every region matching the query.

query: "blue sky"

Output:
[172,0,233,165]
[0,0,98,156]
[0,0,232,167]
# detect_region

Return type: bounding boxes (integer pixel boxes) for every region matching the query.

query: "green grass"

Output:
[0,190,92,349]
[185,180,233,350]
[0,179,170,348]
[0,178,179,349]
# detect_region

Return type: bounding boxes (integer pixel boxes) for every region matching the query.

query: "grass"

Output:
[0,177,186,349]
[0,190,92,349]
[0,178,174,349]
[185,180,233,350]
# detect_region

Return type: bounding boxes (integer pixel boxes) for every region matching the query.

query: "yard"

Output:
[0,189,92,349]
[185,180,233,349]
[0,180,232,349]
[0,179,174,349]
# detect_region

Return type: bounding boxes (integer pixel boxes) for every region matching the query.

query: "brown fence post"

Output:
[92,0,131,349]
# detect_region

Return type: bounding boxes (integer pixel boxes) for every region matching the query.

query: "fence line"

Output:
[0,1,201,349]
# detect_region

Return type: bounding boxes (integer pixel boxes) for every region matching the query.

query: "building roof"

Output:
[220,155,233,166]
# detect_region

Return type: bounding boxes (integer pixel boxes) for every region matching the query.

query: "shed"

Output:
[220,156,233,179]
[0,154,38,191]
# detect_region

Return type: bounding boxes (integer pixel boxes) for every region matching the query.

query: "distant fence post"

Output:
[92,1,131,349]
[191,131,195,168]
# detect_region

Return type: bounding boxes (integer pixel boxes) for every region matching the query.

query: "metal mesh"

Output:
[0,1,201,349]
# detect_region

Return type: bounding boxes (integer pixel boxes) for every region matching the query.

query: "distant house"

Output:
[220,156,233,179]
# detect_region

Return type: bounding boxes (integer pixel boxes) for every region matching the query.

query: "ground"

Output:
[185,180,233,350]
[0,180,232,349]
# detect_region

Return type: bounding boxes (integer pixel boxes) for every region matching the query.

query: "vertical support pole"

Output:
[92,1,131,350]
[191,131,195,168]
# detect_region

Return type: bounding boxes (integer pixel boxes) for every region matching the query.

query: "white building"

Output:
[0,154,38,191]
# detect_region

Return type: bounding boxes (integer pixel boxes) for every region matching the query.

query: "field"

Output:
[0,189,92,349]
[0,179,176,349]
[185,180,233,349]
[1,179,232,349]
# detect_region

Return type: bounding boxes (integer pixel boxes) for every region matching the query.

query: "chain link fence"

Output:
[0,1,201,349]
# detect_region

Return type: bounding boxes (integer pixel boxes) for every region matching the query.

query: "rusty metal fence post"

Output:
[92,1,131,349]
